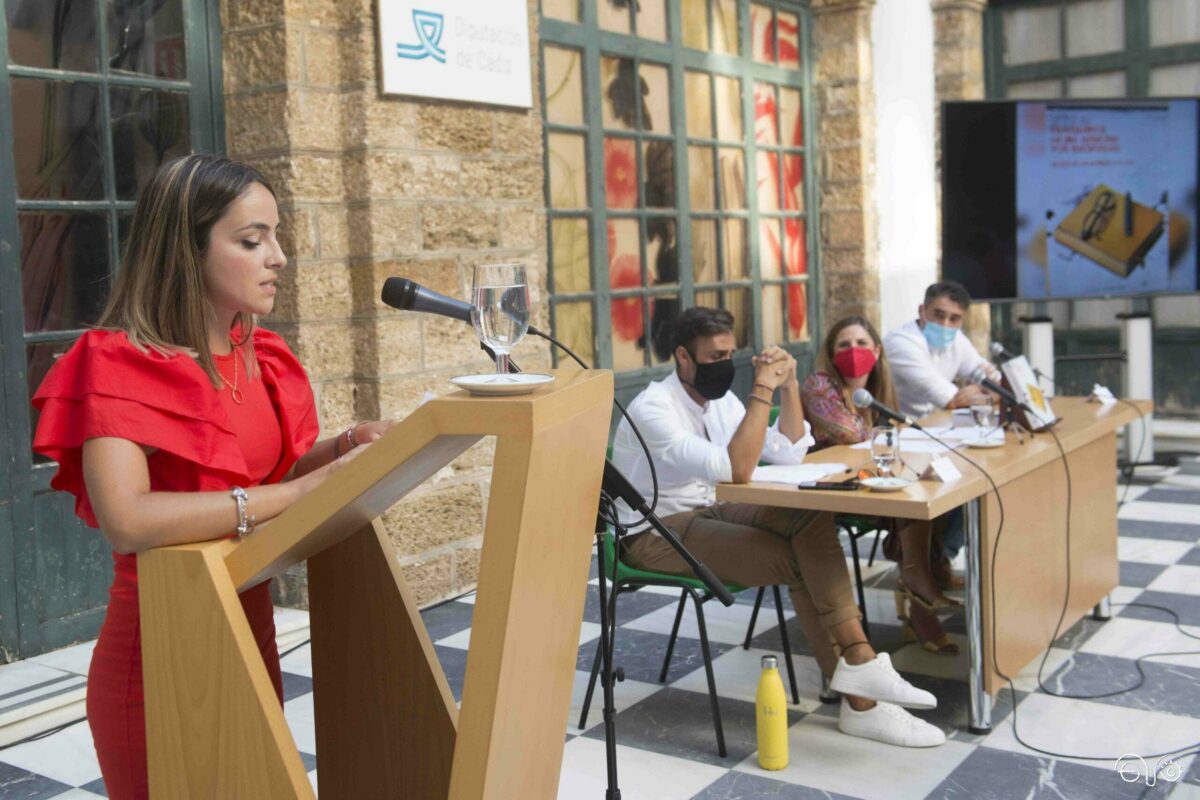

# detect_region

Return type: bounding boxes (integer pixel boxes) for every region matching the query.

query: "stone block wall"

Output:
[220,0,548,607]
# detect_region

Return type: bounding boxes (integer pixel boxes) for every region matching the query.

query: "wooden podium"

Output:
[137,369,613,799]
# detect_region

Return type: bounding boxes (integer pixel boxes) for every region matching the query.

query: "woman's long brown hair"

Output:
[815,315,897,427]
[96,154,275,388]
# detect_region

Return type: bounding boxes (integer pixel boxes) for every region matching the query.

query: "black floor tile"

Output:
[577,627,736,685]
[928,746,1169,800]
[0,763,71,800]
[691,771,860,799]
[1118,519,1200,542]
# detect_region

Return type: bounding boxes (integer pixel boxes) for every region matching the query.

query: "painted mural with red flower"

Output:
[604,138,638,209]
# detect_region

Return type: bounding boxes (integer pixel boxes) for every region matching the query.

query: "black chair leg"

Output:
[771,585,800,705]
[848,532,870,634]
[579,582,622,729]
[659,591,689,683]
[743,587,766,649]
[688,588,727,757]
[867,527,884,566]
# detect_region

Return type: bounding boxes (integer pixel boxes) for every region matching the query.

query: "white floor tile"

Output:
[1160,474,1200,490]
[1078,617,1200,669]
[1119,501,1200,527]
[1010,647,1081,693]
[732,711,973,797]
[283,691,316,755]
[0,661,75,698]
[1118,484,1152,502]
[26,641,96,677]
[456,593,477,605]
[1169,781,1200,799]
[886,633,1069,691]
[668,647,823,712]
[437,621,600,651]
[279,643,313,678]
[622,598,781,646]
[1118,537,1195,565]
[1110,585,1144,607]
[556,736,727,800]
[862,586,903,630]
[981,693,1200,770]
[1147,565,1200,596]
[0,719,101,787]
[46,791,106,799]
[567,670,663,734]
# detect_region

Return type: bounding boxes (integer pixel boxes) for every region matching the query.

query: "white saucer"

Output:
[450,373,554,396]
[860,477,913,492]
[964,438,1004,449]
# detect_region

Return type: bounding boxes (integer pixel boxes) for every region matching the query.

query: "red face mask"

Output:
[833,346,877,379]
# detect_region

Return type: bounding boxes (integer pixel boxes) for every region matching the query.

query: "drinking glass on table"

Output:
[970,401,998,440]
[870,426,900,479]
[471,263,530,379]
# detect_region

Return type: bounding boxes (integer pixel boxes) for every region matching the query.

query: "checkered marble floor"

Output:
[3,459,1200,799]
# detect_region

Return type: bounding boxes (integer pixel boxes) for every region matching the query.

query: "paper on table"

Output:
[750,463,850,485]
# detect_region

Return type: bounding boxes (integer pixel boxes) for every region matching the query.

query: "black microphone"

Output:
[381,277,472,323]
[970,366,1027,409]
[990,342,1019,363]
[851,388,921,429]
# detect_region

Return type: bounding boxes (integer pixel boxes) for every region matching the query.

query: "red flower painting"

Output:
[604,138,638,210]
[610,253,645,342]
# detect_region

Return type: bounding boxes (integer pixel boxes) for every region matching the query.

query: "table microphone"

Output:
[851,388,921,429]
[381,277,546,336]
[990,342,1020,362]
[970,366,1029,410]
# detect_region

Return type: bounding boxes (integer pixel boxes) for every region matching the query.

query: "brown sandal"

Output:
[896,577,962,616]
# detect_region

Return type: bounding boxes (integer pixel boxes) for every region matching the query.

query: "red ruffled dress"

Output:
[31,328,319,800]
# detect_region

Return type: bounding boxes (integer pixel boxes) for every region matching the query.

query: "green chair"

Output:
[579,530,801,758]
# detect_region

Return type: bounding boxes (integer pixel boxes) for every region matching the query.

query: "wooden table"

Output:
[716,396,1151,733]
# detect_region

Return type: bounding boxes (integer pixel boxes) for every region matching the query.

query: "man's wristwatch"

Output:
[230,486,256,538]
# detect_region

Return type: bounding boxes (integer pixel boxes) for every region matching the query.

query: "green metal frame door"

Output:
[0,0,224,660]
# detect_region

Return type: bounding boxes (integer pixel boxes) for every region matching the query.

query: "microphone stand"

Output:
[479,340,734,800]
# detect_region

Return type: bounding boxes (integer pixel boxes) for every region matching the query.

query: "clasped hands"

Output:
[751,345,797,393]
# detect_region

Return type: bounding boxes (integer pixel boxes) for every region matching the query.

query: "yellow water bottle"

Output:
[756,654,788,770]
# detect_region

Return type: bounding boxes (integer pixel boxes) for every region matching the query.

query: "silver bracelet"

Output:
[230,486,256,538]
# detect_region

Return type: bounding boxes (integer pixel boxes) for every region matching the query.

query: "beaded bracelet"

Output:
[748,394,773,407]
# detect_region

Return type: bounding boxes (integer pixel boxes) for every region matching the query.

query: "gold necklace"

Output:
[218,349,244,404]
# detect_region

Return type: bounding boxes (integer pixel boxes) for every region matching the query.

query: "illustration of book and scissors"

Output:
[1053,184,1165,277]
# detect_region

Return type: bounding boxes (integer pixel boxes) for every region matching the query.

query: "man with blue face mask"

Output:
[883,281,998,420]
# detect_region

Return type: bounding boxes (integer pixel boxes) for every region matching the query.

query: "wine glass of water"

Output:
[471,263,530,379]
[870,426,900,479]
[970,402,997,439]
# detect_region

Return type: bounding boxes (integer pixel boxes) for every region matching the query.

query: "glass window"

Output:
[1064,0,1123,58]
[1149,0,1200,47]
[1003,7,1061,65]
[1150,62,1200,95]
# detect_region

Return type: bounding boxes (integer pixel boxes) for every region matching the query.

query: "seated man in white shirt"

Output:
[883,280,998,420]
[611,307,945,748]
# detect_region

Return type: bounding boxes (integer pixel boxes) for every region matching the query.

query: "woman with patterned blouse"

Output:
[801,316,962,656]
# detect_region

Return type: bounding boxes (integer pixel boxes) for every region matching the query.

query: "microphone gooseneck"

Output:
[851,388,921,429]
[971,366,1025,409]
[380,276,545,336]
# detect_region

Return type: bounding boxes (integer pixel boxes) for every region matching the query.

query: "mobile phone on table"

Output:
[797,480,859,491]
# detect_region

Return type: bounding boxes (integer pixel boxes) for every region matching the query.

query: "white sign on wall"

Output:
[377,0,533,108]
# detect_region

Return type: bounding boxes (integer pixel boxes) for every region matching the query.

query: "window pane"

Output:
[604,137,639,209]
[682,0,709,50]
[724,287,751,346]
[1065,0,1122,57]
[787,280,809,341]
[548,132,588,209]
[647,219,677,284]
[784,217,806,277]
[759,219,782,278]
[685,72,714,139]
[542,0,579,22]
[545,46,584,126]
[5,0,98,71]
[757,151,780,212]
[1006,78,1063,99]
[650,295,680,363]
[688,146,716,210]
[750,4,775,64]
[641,62,671,135]
[551,217,591,294]
[601,56,638,130]
[712,0,738,55]
[553,301,593,365]
[692,218,718,283]
[779,88,803,148]
[714,76,743,142]
[598,0,630,34]
[762,284,784,344]
[1067,71,1125,97]
[783,154,804,212]
[643,140,675,208]
[778,10,800,69]
[608,219,641,286]
[723,219,747,279]
[754,83,779,145]
[1003,7,1060,65]
[1150,0,1200,47]
[111,88,191,201]
[1150,62,1200,96]
[696,289,719,308]
[11,79,104,200]
[611,294,646,370]
[637,0,667,41]
[718,147,746,210]
[106,0,186,79]
[20,211,110,334]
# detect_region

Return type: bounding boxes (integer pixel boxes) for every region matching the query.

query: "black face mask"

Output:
[685,353,736,400]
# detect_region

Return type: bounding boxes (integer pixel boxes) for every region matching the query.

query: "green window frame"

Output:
[539,0,819,396]
[985,0,1200,99]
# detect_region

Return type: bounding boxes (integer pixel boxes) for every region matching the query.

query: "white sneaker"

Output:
[838,700,946,748]
[828,652,937,709]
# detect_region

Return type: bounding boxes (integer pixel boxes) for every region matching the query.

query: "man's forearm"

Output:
[727,396,772,482]
[777,380,805,441]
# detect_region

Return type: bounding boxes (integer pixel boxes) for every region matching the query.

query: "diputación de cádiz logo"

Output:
[396,9,446,63]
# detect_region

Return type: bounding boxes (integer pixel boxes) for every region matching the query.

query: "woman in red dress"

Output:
[31,154,393,799]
